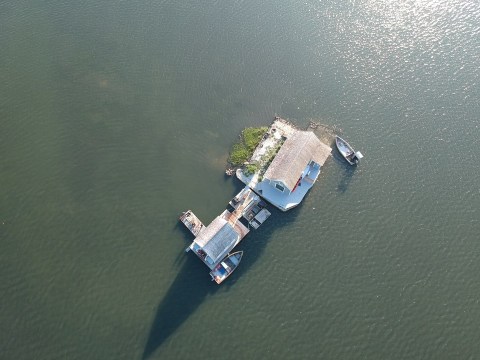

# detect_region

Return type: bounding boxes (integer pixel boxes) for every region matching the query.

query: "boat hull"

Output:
[209,251,243,284]
[335,136,357,165]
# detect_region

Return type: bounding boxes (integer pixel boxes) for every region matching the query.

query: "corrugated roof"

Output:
[194,217,239,262]
[263,131,331,190]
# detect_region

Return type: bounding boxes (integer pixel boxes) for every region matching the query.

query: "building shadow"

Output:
[141,255,216,360]
[141,202,300,359]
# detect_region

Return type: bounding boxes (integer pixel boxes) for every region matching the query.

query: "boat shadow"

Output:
[141,204,300,359]
[335,161,357,193]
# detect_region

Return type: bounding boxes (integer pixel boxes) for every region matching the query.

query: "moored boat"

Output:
[335,135,363,165]
[209,251,243,284]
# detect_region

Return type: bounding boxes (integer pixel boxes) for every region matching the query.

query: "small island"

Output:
[180,117,332,283]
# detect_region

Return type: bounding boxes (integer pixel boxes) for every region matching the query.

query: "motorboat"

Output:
[209,251,243,284]
[335,136,363,165]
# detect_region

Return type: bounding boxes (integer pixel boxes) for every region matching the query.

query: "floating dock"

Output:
[179,210,205,237]
[229,187,271,229]
[180,186,270,280]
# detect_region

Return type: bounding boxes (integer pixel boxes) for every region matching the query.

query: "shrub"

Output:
[228,126,268,166]
[243,127,268,152]
[245,163,259,176]
[229,143,250,166]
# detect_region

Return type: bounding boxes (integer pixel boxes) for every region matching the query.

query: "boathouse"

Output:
[187,209,249,270]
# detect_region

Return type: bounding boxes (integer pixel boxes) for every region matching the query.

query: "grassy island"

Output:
[228,127,268,168]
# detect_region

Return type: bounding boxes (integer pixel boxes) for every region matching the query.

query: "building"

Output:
[237,119,331,211]
[186,209,249,270]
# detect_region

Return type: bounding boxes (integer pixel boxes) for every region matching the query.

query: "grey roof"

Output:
[263,131,331,190]
[194,217,239,262]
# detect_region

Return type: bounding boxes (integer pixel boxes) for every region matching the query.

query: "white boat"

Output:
[209,251,243,284]
[335,135,363,165]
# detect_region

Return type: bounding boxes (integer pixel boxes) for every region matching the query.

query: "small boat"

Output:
[335,135,363,165]
[209,251,243,284]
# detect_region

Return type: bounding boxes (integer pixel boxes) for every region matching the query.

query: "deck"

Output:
[249,208,271,229]
[229,186,271,229]
[181,186,271,275]
[179,210,205,236]
[220,209,250,239]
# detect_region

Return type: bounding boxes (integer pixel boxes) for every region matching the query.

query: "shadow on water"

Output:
[333,154,358,193]
[141,255,217,360]
[141,199,301,359]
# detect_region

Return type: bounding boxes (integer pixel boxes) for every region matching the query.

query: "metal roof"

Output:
[194,217,240,263]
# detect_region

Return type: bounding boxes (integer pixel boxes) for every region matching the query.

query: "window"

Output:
[275,183,285,192]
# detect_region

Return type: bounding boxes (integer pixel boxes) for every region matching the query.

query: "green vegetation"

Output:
[243,127,268,152]
[245,163,259,176]
[229,143,250,166]
[228,126,268,166]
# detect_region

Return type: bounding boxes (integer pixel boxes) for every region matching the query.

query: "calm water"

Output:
[1,1,479,359]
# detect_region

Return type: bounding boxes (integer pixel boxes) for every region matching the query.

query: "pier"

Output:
[181,186,269,274]
[179,210,205,237]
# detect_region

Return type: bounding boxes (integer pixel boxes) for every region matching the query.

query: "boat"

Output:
[335,135,363,165]
[209,251,243,284]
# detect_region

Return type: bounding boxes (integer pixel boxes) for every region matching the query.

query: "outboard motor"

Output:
[353,151,364,163]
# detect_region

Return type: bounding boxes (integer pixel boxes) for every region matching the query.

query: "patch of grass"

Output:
[228,126,268,166]
[229,143,250,166]
[245,163,259,176]
[243,127,268,152]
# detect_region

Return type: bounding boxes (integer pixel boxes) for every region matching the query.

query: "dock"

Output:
[248,209,271,229]
[179,210,205,237]
[180,186,270,275]
[229,186,271,229]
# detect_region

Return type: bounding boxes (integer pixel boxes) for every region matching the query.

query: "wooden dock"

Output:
[220,209,250,238]
[180,186,271,281]
[248,208,271,229]
[179,210,205,237]
[229,186,271,229]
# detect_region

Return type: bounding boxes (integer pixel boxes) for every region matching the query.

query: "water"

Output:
[1,1,479,359]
